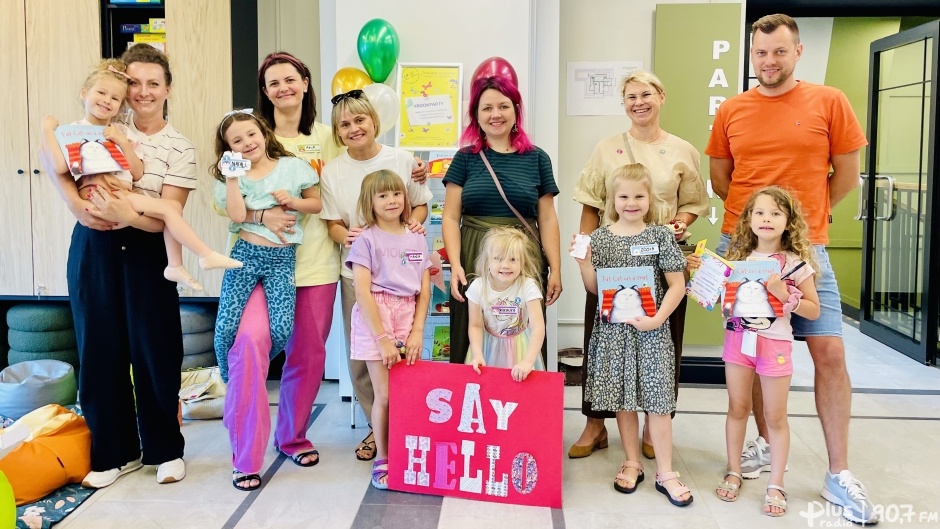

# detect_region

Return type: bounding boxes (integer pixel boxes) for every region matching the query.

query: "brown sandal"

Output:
[355,430,376,461]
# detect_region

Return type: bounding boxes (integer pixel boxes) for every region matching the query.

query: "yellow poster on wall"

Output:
[396,63,462,149]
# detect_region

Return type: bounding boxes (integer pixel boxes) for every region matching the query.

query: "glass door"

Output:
[860,21,939,364]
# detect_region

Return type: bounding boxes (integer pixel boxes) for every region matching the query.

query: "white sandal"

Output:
[716,470,742,502]
[764,484,788,517]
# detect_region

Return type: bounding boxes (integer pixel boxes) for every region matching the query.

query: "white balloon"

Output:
[362,83,400,137]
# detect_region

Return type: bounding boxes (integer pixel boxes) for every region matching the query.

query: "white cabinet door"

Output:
[166,0,234,297]
[0,1,33,295]
[26,0,101,296]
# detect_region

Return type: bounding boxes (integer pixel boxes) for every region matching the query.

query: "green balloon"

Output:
[357,19,400,83]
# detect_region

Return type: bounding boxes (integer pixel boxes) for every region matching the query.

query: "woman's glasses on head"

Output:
[331,89,364,105]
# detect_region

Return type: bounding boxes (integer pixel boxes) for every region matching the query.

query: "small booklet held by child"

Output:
[686,240,734,311]
[597,266,656,323]
[54,125,130,178]
[722,259,785,318]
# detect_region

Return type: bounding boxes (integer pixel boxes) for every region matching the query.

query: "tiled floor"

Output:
[56,321,940,528]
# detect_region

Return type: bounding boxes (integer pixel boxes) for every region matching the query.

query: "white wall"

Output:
[257,0,323,116]
[555,0,745,350]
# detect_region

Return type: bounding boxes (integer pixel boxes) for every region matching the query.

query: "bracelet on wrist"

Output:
[259,209,265,225]
[373,333,388,343]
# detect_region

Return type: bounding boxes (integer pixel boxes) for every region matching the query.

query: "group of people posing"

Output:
[44,12,876,526]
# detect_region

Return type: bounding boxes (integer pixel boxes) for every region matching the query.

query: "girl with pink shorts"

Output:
[345,169,431,490]
[689,186,820,516]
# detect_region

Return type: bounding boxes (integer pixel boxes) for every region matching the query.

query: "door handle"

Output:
[855,175,867,220]
[874,174,896,221]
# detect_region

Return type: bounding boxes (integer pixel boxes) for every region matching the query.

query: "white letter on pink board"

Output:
[485,445,509,497]
[488,400,518,431]
[404,435,430,487]
[459,439,483,493]
[457,383,486,434]
[426,388,453,423]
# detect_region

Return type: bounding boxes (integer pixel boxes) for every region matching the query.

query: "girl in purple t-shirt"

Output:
[345,169,431,490]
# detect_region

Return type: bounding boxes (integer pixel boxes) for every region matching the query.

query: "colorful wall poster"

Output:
[397,64,462,149]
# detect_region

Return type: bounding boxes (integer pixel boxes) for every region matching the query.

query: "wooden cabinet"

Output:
[0,0,102,296]
[0,0,233,297]
[166,0,233,297]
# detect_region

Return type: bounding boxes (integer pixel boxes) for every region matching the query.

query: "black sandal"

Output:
[232,470,261,491]
[355,430,376,461]
[286,449,319,467]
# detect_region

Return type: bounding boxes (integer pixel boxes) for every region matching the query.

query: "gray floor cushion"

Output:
[181,351,216,370]
[0,360,77,420]
[6,304,73,332]
[182,330,214,356]
[180,304,216,334]
[8,349,80,372]
[8,328,77,353]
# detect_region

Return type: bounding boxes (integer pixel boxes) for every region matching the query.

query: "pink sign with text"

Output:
[388,361,564,508]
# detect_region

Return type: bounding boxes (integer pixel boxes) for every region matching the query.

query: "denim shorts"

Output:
[716,233,842,338]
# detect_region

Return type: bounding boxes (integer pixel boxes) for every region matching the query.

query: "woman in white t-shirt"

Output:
[320,91,432,462]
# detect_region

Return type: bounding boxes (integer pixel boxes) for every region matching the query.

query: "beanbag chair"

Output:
[0,361,77,420]
[7,349,79,374]
[0,404,91,505]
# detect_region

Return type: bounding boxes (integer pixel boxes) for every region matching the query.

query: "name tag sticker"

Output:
[405,251,424,263]
[297,144,320,154]
[630,244,659,256]
[491,305,520,316]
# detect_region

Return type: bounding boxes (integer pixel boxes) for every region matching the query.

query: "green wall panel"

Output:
[655,3,742,345]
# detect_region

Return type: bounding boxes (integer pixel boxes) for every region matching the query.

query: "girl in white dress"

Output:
[466,227,545,382]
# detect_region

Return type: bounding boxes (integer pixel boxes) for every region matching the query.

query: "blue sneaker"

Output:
[821,470,879,525]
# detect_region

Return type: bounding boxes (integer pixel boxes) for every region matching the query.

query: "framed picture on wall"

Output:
[395,63,463,149]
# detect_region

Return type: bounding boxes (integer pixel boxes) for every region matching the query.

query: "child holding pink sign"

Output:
[346,169,432,490]
[465,227,546,382]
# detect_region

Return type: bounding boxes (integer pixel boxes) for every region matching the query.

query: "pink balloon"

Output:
[471,57,518,87]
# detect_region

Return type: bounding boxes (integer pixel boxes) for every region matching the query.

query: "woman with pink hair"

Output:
[442,76,562,366]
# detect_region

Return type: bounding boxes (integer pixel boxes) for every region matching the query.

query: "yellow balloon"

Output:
[331,67,372,97]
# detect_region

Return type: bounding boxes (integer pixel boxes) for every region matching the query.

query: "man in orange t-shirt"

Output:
[706,14,876,525]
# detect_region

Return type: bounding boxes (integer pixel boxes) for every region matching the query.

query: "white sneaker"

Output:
[740,436,788,479]
[156,458,186,484]
[81,457,143,488]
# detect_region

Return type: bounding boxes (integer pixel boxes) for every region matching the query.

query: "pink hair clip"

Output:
[107,65,132,80]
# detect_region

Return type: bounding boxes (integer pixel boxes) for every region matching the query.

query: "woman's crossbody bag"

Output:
[478,151,543,248]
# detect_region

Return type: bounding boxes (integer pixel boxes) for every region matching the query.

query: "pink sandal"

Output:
[371,458,389,490]
[655,471,693,507]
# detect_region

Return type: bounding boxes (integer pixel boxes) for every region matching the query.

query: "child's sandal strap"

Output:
[725,470,743,480]
[764,485,788,516]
